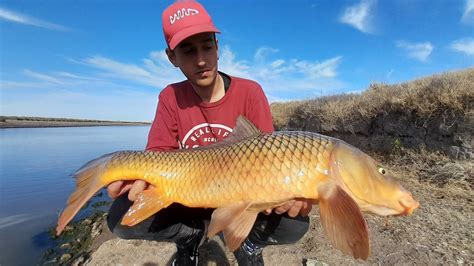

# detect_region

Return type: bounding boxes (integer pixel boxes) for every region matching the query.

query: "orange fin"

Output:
[208,202,258,251]
[56,153,114,235]
[318,182,370,260]
[121,188,172,226]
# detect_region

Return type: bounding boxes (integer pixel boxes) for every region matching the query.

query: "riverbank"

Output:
[0,116,150,128]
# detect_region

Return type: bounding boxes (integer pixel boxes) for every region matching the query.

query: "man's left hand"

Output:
[263,199,313,217]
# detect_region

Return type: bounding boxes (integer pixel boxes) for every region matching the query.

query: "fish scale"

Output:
[135,132,331,208]
[106,132,332,207]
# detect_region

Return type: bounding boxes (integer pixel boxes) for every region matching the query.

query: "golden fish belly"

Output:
[107,132,335,208]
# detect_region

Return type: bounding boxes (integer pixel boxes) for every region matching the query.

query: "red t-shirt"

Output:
[146,74,274,151]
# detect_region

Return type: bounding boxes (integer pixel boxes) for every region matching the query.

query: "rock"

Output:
[71,256,85,266]
[81,218,92,225]
[303,258,328,266]
[60,243,71,249]
[60,253,72,263]
[91,222,102,239]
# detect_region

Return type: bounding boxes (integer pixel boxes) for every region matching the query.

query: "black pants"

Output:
[107,194,309,249]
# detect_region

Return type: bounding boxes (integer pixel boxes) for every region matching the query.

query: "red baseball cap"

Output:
[162,1,220,50]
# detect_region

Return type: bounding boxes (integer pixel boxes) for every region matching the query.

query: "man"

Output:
[106,1,312,265]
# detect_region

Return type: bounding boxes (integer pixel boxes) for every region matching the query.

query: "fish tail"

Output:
[56,153,115,235]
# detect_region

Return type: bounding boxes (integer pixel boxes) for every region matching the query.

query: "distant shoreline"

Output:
[0,116,151,128]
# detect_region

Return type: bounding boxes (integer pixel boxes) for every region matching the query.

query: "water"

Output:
[0,126,150,266]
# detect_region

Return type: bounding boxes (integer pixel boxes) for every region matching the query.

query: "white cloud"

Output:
[82,53,182,88]
[23,69,65,84]
[0,7,70,31]
[450,38,474,56]
[462,0,474,23]
[218,47,251,78]
[396,40,434,62]
[219,45,345,100]
[339,0,376,34]
[3,45,346,120]
[254,47,279,62]
[54,72,104,81]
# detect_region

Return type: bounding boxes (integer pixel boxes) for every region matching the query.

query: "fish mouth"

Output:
[399,197,420,215]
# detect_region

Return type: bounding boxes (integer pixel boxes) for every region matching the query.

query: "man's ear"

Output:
[166,48,178,67]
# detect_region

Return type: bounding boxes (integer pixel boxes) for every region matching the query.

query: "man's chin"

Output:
[193,77,214,88]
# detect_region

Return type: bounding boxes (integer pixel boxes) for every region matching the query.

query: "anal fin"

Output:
[208,202,259,251]
[121,188,172,226]
[318,182,370,260]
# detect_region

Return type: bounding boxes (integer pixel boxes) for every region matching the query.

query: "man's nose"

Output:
[196,50,206,67]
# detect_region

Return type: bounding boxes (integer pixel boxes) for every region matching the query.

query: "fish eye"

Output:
[378,167,386,175]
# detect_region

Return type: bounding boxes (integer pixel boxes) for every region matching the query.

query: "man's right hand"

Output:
[107,180,153,201]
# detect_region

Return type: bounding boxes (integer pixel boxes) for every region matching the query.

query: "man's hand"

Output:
[107,180,154,201]
[263,199,314,217]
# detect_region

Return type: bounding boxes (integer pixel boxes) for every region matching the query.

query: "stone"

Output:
[71,256,85,266]
[60,253,72,263]
[303,258,328,266]
[60,243,71,249]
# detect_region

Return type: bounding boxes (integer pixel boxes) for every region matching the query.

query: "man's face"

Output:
[167,32,219,88]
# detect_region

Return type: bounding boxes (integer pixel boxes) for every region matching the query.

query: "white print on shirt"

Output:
[181,123,232,149]
[169,8,199,24]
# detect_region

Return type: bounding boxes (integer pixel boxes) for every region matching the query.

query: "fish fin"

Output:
[121,188,172,226]
[208,202,259,251]
[232,116,261,138]
[223,211,259,251]
[318,182,370,260]
[56,153,114,235]
[220,116,262,144]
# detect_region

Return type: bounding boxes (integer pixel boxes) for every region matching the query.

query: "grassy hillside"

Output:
[271,68,473,189]
[272,68,473,157]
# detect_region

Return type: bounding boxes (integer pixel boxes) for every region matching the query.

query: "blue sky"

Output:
[1,0,473,121]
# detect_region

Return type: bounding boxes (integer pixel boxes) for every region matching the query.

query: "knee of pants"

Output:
[106,195,136,240]
[250,214,310,246]
[280,216,310,244]
[107,213,132,240]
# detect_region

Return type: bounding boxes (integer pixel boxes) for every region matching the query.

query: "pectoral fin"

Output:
[121,188,172,226]
[318,182,370,260]
[208,202,259,251]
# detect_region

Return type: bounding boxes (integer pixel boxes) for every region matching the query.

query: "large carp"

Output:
[56,116,419,260]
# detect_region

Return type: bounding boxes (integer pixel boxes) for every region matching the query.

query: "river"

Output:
[0,126,150,265]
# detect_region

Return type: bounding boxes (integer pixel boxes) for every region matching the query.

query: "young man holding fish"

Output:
[106,1,313,265]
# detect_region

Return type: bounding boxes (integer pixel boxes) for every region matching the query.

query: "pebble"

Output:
[60,243,71,249]
[71,256,85,266]
[60,253,72,263]
[91,222,102,238]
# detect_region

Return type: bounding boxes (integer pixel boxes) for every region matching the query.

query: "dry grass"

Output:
[271,68,474,191]
[376,147,474,191]
[271,68,473,132]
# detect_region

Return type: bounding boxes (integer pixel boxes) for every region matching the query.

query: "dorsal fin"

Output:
[221,115,261,144]
[178,116,263,152]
